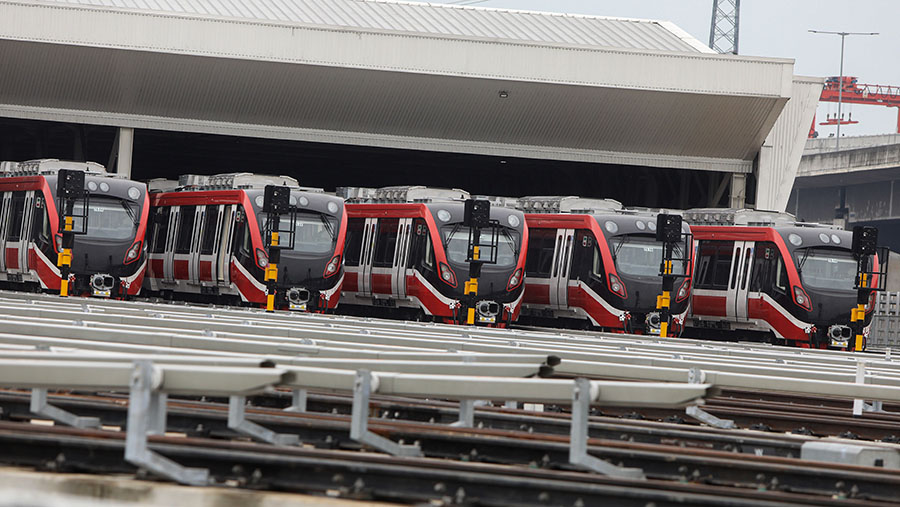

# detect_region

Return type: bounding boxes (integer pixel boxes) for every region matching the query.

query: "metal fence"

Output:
[871,291,900,347]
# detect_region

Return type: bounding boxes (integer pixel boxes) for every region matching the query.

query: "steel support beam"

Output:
[569,378,645,479]
[350,370,422,457]
[124,360,209,486]
[117,127,133,178]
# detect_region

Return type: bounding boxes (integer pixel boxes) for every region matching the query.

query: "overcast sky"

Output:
[418,0,900,137]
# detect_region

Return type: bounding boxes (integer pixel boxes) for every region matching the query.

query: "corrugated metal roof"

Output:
[27,0,713,53]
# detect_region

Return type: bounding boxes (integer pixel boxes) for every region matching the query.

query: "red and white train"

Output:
[339,186,528,326]
[685,209,877,348]
[0,159,149,297]
[145,173,346,311]
[519,197,692,334]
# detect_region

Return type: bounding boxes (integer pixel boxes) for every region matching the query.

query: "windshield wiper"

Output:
[613,235,629,258]
[798,248,812,273]
[120,200,138,224]
[500,228,519,255]
[318,214,335,239]
[444,223,461,248]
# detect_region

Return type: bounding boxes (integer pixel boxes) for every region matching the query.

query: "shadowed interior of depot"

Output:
[0,118,741,209]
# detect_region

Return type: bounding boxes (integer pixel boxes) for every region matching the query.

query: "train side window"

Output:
[231,207,251,259]
[424,233,435,269]
[694,240,734,290]
[750,242,782,292]
[775,256,789,293]
[6,192,26,242]
[570,229,595,280]
[151,208,170,254]
[373,218,399,268]
[344,218,365,267]
[200,206,219,255]
[407,218,433,270]
[740,247,752,290]
[729,247,741,289]
[174,205,196,254]
[32,196,51,247]
[525,228,556,278]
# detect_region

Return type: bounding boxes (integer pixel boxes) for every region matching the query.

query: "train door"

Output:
[160,206,179,283]
[391,218,413,298]
[727,241,754,321]
[357,218,378,296]
[216,205,235,285]
[186,206,205,285]
[0,192,9,272]
[549,228,575,308]
[5,192,30,275]
[171,205,197,283]
[371,218,400,296]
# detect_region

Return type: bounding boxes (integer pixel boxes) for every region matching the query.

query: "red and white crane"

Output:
[810,76,900,137]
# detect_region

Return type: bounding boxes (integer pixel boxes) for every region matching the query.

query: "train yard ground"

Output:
[0,290,899,505]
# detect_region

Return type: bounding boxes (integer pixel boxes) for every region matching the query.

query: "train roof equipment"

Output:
[338,185,470,203]
[1,159,108,176]
[516,196,623,214]
[683,208,840,229]
[148,173,328,194]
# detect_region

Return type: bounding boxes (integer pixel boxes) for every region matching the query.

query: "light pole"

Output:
[809,30,878,151]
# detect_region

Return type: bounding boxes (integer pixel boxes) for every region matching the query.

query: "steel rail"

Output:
[0,404,898,503]
[0,421,870,507]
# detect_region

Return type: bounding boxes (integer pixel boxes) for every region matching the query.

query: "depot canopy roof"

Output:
[0,0,795,173]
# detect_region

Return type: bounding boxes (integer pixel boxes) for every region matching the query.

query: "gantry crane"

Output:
[810,76,900,137]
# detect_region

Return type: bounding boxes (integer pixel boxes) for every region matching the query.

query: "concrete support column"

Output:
[729,173,746,209]
[117,127,134,178]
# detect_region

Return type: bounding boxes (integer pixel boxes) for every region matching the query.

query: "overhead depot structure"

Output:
[0,0,816,211]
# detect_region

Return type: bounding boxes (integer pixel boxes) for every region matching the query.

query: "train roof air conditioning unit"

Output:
[516,196,623,214]
[338,186,469,203]
[177,173,300,191]
[3,159,108,176]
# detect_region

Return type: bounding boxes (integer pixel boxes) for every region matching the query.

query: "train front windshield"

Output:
[258,211,338,254]
[794,248,857,291]
[289,212,337,254]
[442,225,520,268]
[73,197,139,240]
[608,235,684,277]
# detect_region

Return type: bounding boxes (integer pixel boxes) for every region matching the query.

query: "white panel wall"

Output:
[756,77,824,211]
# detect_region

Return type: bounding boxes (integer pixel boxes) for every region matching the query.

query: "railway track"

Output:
[1,390,899,503]
[0,417,895,506]
[1,290,900,504]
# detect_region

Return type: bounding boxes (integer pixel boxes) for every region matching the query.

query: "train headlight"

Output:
[99,182,110,192]
[327,201,339,214]
[256,248,269,268]
[608,274,626,298]
[793,285,812,311]
[675,279,691,302]
[123,241,142,264]
[127,187,142,200]
[323,254,341,277]
[439,262,457,287]
[506,268,523,291]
